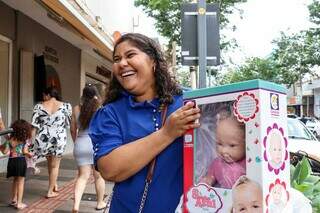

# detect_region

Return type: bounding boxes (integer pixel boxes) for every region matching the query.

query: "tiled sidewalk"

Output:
[0,154,113,213]
[20,179,77,213]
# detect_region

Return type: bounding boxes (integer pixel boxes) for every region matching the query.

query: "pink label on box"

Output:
[186,184,223,212]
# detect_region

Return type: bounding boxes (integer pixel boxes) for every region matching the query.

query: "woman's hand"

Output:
[161,101,200,141]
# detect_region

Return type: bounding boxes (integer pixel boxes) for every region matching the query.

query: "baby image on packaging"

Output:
[268,131,284,168]
[266,179,290,213]
[196,101,246,189]
[231,175,263,213]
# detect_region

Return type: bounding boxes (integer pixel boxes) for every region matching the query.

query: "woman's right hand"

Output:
[162,101,200,141]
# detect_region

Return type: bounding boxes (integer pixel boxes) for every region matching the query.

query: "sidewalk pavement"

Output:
[0,153,114,213]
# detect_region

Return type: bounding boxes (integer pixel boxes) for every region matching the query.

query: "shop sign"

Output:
[43,46,59,63]
[287,96,302,105]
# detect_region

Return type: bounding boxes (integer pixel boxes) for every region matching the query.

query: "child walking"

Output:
[0,119,32,210]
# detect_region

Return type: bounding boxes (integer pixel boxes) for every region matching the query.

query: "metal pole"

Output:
[171,41,177,76]
[208,69,211,87]
[190,66,197,89]
[197,0,207,88]
[300,76,304,117]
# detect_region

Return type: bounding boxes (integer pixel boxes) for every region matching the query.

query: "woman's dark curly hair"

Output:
[79,84,101,130]
[10,119,32,142]
[104,33,182,106]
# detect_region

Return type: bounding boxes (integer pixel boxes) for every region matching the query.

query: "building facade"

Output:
[0,0,135,172]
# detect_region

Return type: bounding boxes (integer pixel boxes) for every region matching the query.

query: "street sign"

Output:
[181,3,220,66]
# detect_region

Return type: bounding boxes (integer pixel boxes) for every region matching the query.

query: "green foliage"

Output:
[291,156,320,212]
[219,0,320,86]
[271,31,320,86]
[270,0,320,86]
[218,57,282,85]
[175,67,191,88]
[308,0,320,25]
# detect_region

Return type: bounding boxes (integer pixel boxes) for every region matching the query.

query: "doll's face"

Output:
[216,117,245,163]
[232,182,263,213]
[269,132,283,165]
[272,184,283,204]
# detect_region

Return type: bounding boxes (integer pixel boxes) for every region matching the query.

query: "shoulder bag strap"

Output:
[139,105,168,213]
[104,106,168,213]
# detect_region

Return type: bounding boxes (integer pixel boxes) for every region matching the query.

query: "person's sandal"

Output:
[9,201,17,207]
[95,206,106,211]
[95,203,107,211]
[15,203,28,210]
[45,192,59,199]
[33,166,41,175]
[72,209,79,213]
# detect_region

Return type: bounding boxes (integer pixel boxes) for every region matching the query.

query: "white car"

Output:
[305,118,320,138]
[287,118,320,161]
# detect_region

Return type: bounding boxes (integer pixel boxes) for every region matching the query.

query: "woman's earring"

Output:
[153,66,156,73]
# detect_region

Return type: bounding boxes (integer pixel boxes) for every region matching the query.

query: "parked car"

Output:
[287,113,299,119]
[303,117,320,138]
[288,118,320,162]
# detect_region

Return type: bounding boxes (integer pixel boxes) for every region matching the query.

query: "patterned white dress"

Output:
[31,103,72,158]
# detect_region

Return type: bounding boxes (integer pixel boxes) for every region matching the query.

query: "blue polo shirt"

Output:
[89,92,183,213]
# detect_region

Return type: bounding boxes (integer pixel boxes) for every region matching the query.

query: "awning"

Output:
[41,0,113,61]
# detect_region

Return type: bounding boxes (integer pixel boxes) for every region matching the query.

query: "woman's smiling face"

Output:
[112,40,156,102]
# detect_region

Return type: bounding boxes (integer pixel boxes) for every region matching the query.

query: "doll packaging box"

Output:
[183,79,290,213]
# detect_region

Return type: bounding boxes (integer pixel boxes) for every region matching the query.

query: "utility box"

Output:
[183,79,290,212]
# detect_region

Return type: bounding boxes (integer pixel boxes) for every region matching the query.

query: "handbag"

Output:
[104,106,168,213]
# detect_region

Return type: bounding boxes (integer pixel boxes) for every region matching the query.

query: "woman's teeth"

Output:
[121,71,135,77]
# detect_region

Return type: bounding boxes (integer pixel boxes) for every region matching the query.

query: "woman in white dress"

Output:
[31,87,72,198]
[70,84,106,213]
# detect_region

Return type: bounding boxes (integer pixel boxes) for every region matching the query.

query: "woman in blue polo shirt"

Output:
[89,33,201,213]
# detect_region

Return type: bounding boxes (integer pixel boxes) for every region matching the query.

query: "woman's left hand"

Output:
[161,101,201,141]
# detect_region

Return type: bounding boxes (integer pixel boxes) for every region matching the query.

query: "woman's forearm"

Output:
[70,112,78,142]
[98,128,174,182]
[70,128,77,142]
[98,101,200,182]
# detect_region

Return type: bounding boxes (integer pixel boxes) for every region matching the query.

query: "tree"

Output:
[175,66,192,87]
[220,0,320,86]
[270,0,320,86]
[271,32,318,86]
[308,0,320,25]
[218,57,282,85]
